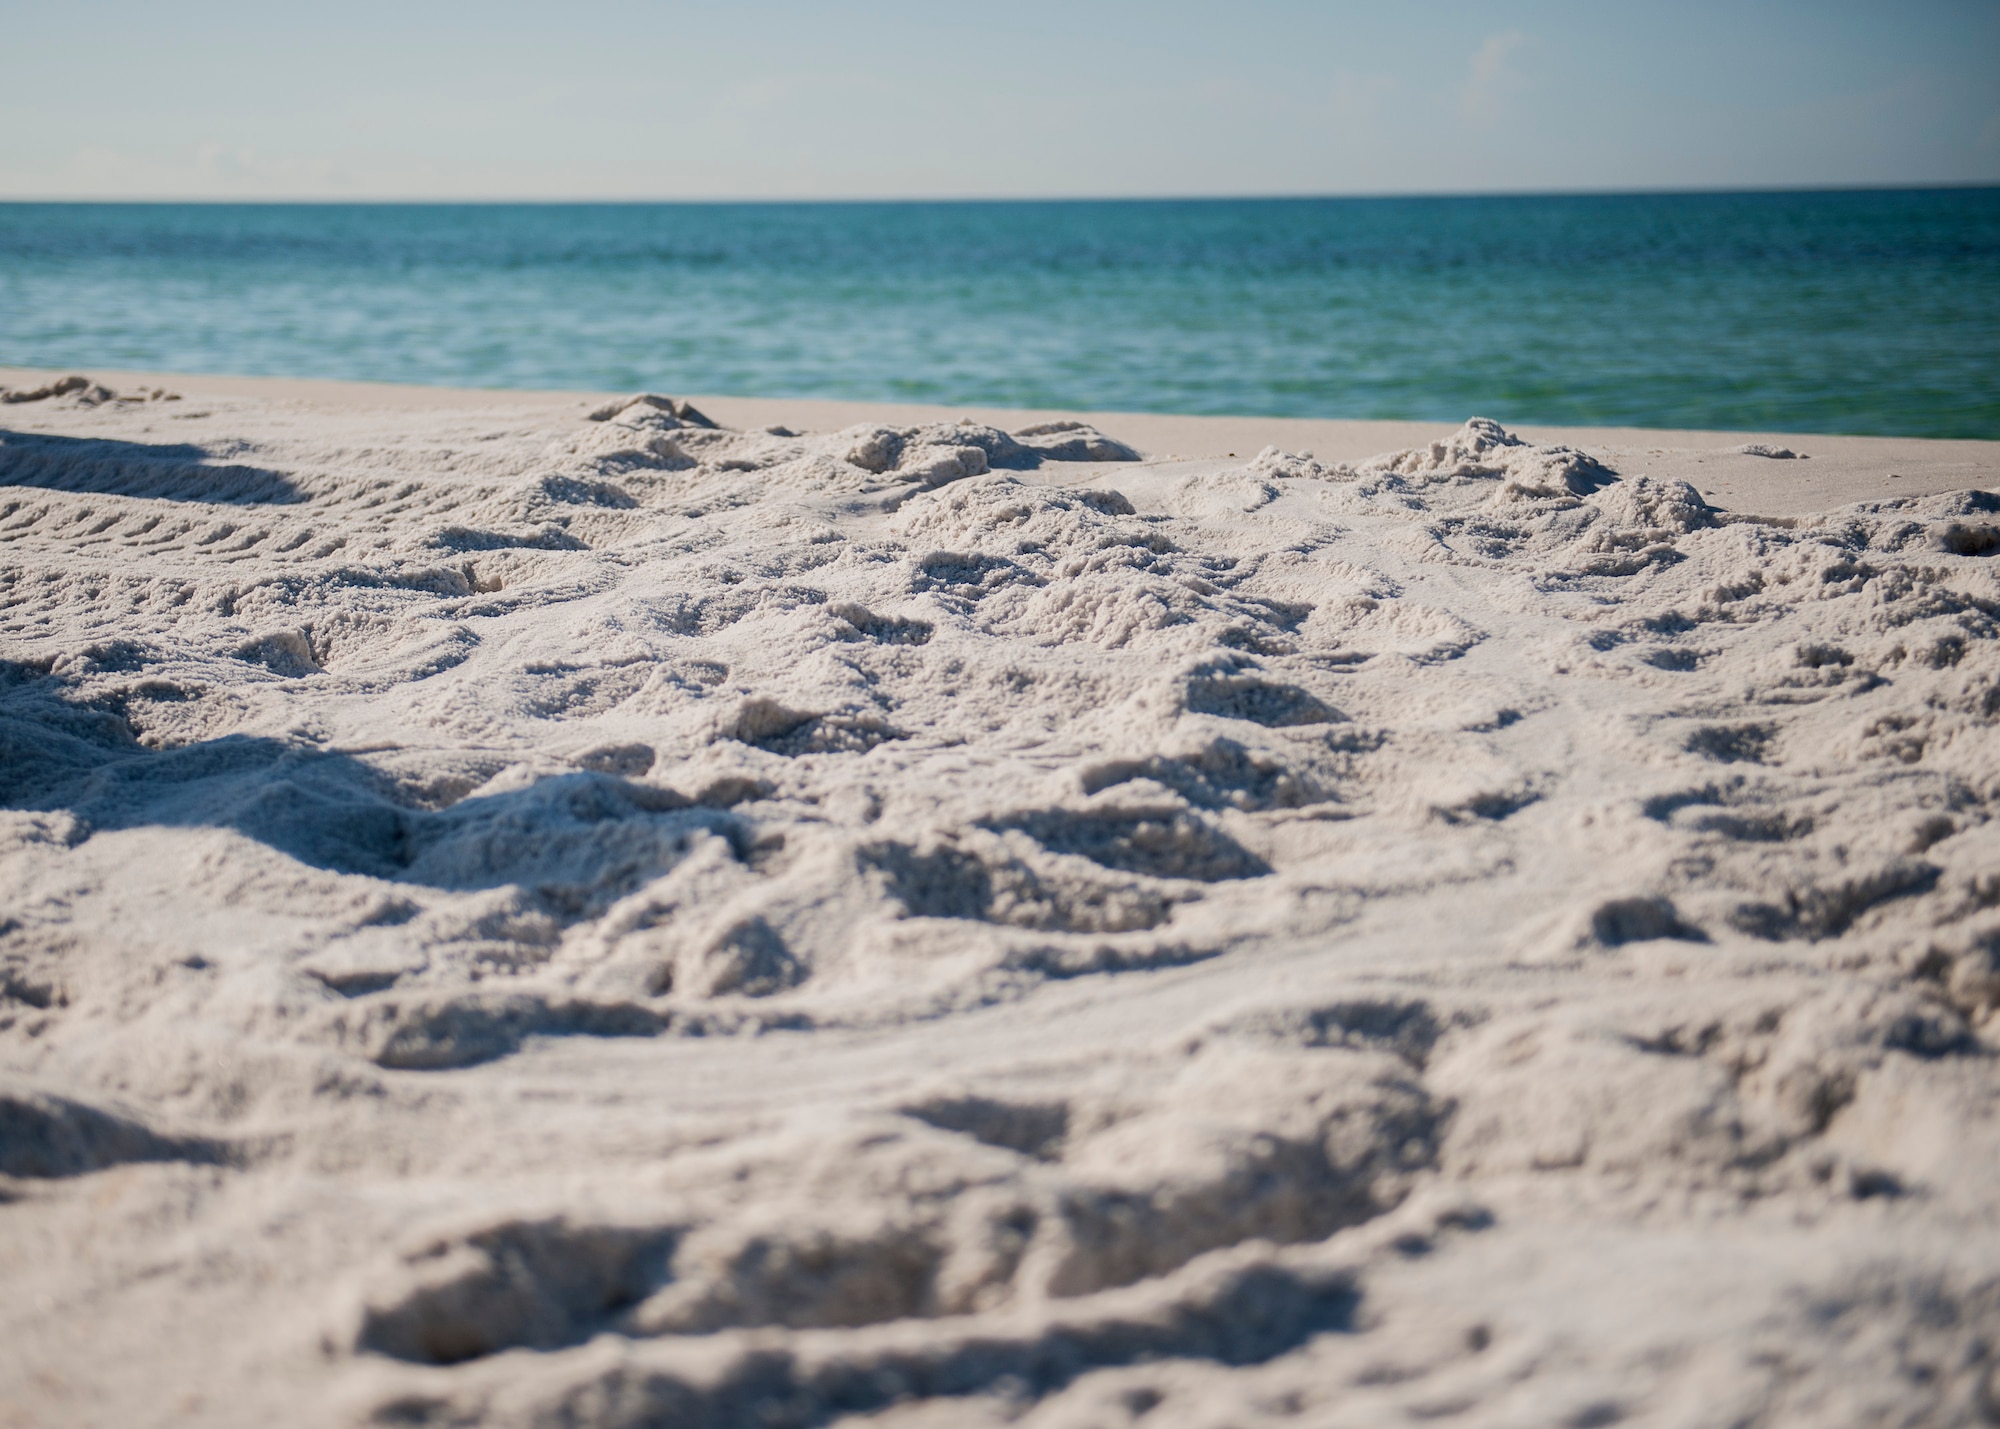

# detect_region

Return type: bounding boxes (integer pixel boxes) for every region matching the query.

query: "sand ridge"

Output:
[1,376,1998,1427]
[6,364,1999,516]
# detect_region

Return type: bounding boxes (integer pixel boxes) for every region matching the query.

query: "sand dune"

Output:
[2,372,1998,1427]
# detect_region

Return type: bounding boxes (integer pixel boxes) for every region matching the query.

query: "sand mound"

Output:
[2,384,1998,1427]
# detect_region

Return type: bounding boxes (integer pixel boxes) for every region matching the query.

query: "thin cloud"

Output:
[1462,30,1526,126]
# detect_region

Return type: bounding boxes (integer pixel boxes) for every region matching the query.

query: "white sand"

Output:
[1,369,1997,1428]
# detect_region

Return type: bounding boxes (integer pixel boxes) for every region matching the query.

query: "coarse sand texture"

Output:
[2,377,1999,1428]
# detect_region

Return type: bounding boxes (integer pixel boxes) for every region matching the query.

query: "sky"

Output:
[2,0,1996,200]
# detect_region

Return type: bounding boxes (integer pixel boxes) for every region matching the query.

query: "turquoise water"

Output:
[1,191,1996,437]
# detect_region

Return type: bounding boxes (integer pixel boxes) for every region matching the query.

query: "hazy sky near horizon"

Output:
[4,1,1996,200]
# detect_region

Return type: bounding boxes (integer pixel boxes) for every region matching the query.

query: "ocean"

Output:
[2,190,1995,437]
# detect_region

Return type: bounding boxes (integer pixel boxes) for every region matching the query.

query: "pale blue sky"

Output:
[3,1,1996,199]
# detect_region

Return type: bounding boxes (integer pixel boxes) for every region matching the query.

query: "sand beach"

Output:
[2,366,1998,1427]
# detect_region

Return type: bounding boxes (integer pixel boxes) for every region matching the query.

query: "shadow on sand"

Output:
[0,659,742,907]
[0,429,305,505]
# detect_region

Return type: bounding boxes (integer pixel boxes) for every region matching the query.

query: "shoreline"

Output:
[5,363,1998,516]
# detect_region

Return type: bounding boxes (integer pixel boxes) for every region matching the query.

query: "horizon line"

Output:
[2,181,1996,207]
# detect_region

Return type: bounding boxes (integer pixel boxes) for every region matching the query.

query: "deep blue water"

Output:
[2,191,1996,437]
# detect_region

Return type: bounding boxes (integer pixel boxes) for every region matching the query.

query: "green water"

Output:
[2,190,1995,437]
